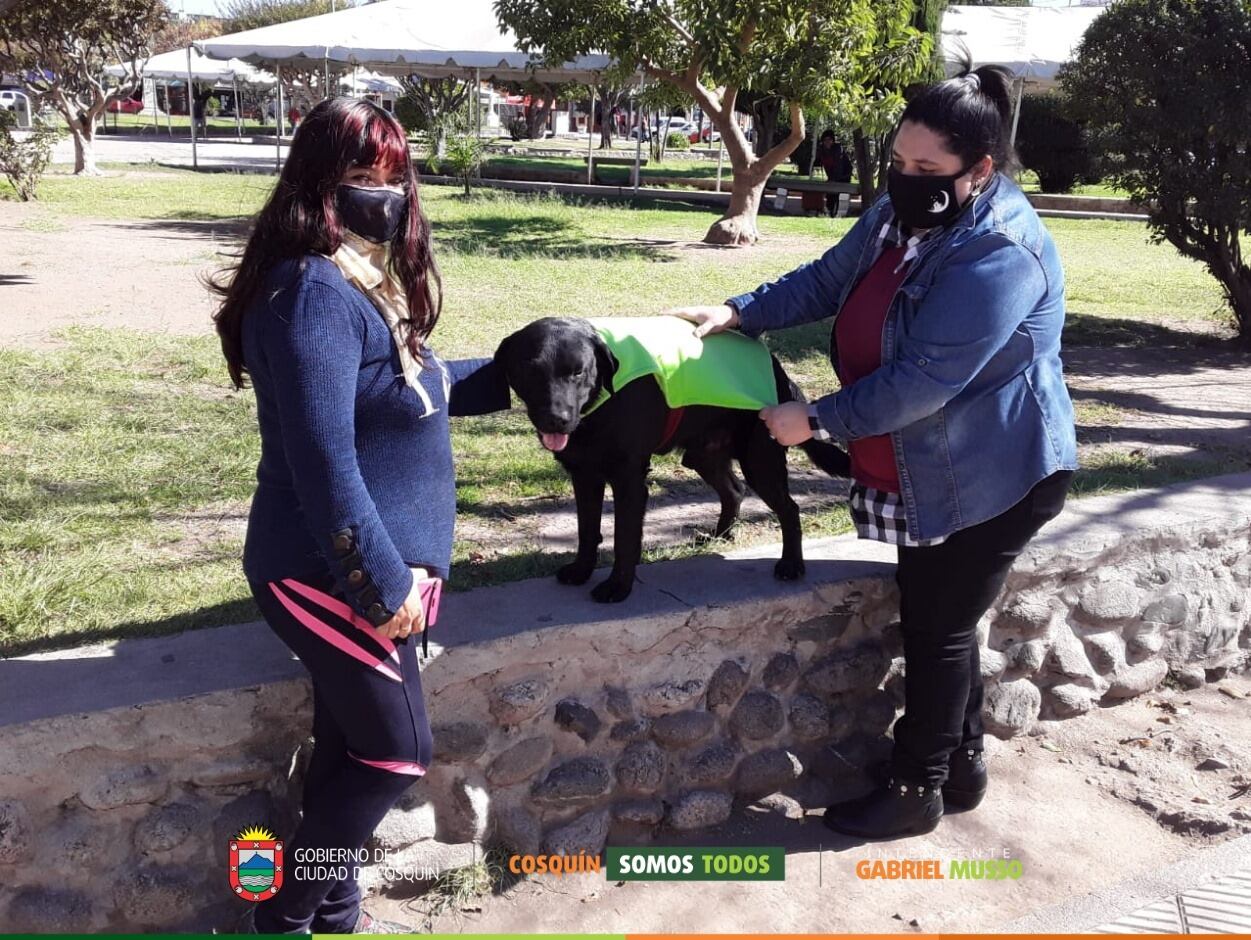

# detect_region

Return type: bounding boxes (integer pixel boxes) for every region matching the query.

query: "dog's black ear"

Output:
[592,332,618,397]
[493,331,514,377]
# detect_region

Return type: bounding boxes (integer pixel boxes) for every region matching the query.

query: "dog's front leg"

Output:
[557,470,606,586]
[592,465,648,602]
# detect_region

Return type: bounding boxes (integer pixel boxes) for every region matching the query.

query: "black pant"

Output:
[890,470,1073,786]
[248,571,434,933]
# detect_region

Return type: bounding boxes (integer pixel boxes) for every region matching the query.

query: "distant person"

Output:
[209,97,509,933]
[287,104,301,131]
[817,129,853,216]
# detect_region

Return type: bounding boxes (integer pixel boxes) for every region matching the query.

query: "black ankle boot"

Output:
[823,772,944,839]
[943,746,987,811]
[869,748,988,813]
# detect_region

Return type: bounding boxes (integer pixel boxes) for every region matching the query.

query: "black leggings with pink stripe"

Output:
[248,569,435,933]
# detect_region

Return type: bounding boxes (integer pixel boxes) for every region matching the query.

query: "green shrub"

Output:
[665,130,690,151]
[1062,0,1251,346]
[0,111,60,201]
[443,132,485,195]
[1014,93,1091,194]
[393,92,428,135]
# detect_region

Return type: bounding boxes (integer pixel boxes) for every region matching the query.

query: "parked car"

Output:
[689,125,722,144]
[106,96,144,114]
[655,118,699,143]
[0,89,26,111]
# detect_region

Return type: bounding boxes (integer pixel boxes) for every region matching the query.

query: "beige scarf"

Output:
[329,230,434,413]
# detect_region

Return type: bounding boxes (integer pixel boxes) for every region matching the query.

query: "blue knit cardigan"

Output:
[240,255,510,626]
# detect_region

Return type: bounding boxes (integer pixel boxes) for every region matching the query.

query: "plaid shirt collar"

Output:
[875,214,941,273]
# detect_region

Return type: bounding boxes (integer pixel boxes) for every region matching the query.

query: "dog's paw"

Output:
[773,557,806,581]
[556,560,595,585]
[590,577,633,603]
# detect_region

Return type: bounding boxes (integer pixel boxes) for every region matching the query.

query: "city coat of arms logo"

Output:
[229,826,284,901]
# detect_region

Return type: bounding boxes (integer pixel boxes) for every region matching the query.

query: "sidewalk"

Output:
[1004,834,1251,934]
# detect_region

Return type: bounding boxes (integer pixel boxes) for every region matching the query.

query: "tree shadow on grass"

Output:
[1062,310,1237,350]
[1070,386,1251,424]
[432,212,676,261]
[111,217,252,239]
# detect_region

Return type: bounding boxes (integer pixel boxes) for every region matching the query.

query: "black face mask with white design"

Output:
[886,163,980,230]
[335,183,407,244]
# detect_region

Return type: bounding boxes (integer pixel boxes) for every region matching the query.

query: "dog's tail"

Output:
[798,437,852,477]
[771,355,852,478]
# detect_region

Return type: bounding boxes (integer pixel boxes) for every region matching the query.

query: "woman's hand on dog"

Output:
[667,304,740,338]
[760,402,813,446]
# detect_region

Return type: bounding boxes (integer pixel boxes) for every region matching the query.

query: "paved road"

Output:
[54,132,288,173]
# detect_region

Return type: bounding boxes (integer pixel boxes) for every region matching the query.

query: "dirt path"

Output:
[0,201,240,348]
[368,675,1251,934]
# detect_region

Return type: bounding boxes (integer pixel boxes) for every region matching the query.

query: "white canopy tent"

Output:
[108,46,271,84]
[195,0,613,84]
[345,70,404,96]
[106,47,274,143]
[196,0,634,180]
[940,5,1105,146]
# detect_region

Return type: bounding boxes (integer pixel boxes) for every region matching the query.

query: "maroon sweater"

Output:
[833,244,910,492]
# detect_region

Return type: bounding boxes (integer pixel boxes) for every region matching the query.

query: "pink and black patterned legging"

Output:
[246,569,438,933]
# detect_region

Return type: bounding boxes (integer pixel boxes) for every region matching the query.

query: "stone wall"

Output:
[1,472,1249,931]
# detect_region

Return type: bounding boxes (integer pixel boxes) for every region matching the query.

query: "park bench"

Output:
[581,154,650,184]
[765,176,860,216]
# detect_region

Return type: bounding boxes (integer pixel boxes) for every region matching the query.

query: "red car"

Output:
[106,96,144,114]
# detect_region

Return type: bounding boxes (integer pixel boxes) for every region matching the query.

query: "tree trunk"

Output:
[1233,269,1251,348]
[704,172,768,246]
[1211,246,1251,349]
[853,129,879,206]
[876,127,895,197]
[525,98,552,139]
[751,98,782,159]
[704,106,805,246]
[70,121,99,176]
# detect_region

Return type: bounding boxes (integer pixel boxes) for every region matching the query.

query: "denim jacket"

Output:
[727,172,1078,542]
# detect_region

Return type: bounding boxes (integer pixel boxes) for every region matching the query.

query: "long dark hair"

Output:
[210,96,440,389]
[900,53,1019,174]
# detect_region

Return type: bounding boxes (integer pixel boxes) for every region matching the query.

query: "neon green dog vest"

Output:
[583,315,779,415]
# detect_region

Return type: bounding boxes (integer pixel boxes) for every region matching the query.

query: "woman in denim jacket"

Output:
[674,63,1078,839]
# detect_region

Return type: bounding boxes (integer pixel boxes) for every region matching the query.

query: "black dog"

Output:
[494,317,851,603]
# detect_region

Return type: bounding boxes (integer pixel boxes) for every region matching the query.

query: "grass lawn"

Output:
[105,112,277,136]
[0,171,1240,655]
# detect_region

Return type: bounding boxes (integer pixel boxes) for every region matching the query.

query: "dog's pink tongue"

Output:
[540,432,569,452]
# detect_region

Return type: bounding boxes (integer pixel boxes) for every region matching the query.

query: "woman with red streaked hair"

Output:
[211,97,509,934]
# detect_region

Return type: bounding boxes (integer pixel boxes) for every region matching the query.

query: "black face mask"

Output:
[887,163,980,230]
[335,183,407,244]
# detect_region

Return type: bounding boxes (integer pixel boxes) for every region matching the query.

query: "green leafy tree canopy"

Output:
[495,0,924,245]
[0,0,168,174]
[1062,0,1251,346]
